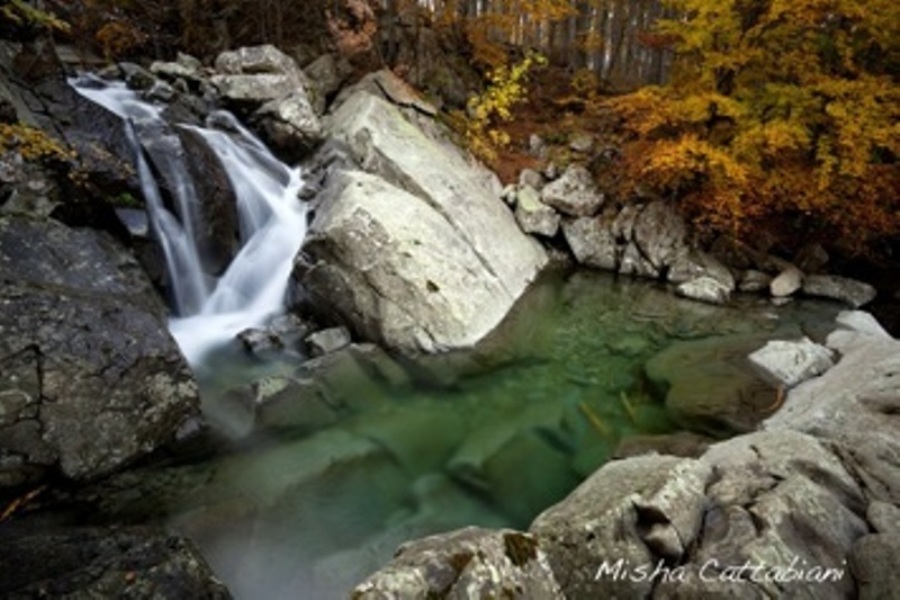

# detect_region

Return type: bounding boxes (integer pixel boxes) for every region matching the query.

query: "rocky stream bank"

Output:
[1,36,898,599]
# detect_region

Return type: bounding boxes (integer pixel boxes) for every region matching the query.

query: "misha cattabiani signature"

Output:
[595,556,847,584]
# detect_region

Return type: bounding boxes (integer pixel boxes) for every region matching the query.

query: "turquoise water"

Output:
[83,269,842,599]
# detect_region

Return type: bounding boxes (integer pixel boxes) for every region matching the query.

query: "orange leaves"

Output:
[607,0,899,252]
[94,19,147,59]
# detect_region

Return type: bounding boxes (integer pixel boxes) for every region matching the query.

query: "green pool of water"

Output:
[87,269,843,599]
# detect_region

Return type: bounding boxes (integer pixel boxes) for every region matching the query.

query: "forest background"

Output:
[3,0,899,257]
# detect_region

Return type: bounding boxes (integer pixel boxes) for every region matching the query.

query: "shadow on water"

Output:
[74,268,843,599]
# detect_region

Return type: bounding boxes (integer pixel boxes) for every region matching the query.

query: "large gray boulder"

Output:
[0,216,198,486]
[300,170,533,352]
[530,430,865,599]
[299,90,547,352]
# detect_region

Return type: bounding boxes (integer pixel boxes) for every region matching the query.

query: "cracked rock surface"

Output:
[0,215,198,487]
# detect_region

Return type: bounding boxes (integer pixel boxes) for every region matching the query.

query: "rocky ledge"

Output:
[0,215,199,489]
[353,310,900,599]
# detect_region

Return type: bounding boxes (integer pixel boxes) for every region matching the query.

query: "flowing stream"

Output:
[71,76,306,364]
[68,77,846,599]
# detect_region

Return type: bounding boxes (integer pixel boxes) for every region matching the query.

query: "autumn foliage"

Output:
[608,0,899,251]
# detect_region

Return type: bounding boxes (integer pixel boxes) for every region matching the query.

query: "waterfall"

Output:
[71,76,307,365]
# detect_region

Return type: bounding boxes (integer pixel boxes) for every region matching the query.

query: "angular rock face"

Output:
[561,215,618,270]
[352,527,562,599]
[765,326,900,504]
[0,216,198,486]
[540,164,604,217]
[299,89,547,352]
[530,430,866,599]
[210,45,323,158]
[748,337,835,388]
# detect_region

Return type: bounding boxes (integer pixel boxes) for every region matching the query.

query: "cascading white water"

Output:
[71,76,307,365]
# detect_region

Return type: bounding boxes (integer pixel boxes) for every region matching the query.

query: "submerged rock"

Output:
[675,276,731,305]
[0,216,198,486]
[645,334,780,434]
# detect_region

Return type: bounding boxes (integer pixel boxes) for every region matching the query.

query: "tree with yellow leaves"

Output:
[609,0,900,251]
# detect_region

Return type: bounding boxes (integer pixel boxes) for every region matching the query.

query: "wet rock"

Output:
[802,274,877,308]
[306,326,352,357]
[0,216,198,486]
[0,151,61,218]
[237,328,282,354]
[253,375,340,433]
[158,125,239,278]
[0,525,230,599]
[120,62,155,90]
[352,527,562,599]
[748,337,835,388]
[481,431,580,526]
[151,53,206,85]
[540,164,604,217]
[144,79,176,103]
[675,276,731,305]
[562,215,617,270]
[515,185,560,237]
[770,265,803,297]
